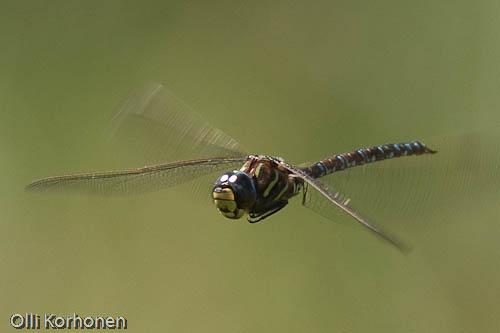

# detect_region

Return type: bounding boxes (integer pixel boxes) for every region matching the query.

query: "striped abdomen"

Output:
[302,141,437,179]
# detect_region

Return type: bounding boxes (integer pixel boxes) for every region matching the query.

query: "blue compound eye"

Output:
[213,171,257,209]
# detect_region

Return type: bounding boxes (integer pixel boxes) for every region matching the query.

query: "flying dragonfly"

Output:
[26,83,439,252]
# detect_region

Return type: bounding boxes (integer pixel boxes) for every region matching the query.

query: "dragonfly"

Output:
[26,83,442,252]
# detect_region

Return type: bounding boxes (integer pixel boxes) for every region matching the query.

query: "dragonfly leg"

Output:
[248,201,288,223]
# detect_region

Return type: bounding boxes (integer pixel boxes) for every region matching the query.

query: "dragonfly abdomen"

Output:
[303,141,437,178]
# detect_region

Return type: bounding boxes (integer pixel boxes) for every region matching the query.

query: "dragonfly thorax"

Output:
[212,171,257,219]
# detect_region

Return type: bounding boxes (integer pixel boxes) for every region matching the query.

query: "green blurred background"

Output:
[2,0,500,332]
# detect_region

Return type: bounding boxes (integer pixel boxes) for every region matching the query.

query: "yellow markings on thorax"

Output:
[254,163,263,178]
[263,169,279,198]
[274,181,288,201]
[291,178,303,195]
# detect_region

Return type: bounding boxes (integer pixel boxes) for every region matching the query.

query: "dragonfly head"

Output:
[212,171,257,219]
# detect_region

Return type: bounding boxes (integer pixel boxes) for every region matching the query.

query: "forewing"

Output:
[26,158,246,195]
[108,83,248,165]
[27,83,249,196]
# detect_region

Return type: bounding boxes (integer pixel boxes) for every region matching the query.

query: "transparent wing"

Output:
[301,130,500,241]
[26,158,246,195]
[27,83,248,195]
[108,82,248,166]
[279,161,409,252]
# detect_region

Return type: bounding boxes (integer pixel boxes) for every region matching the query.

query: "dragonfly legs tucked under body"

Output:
[248,200,289,223]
